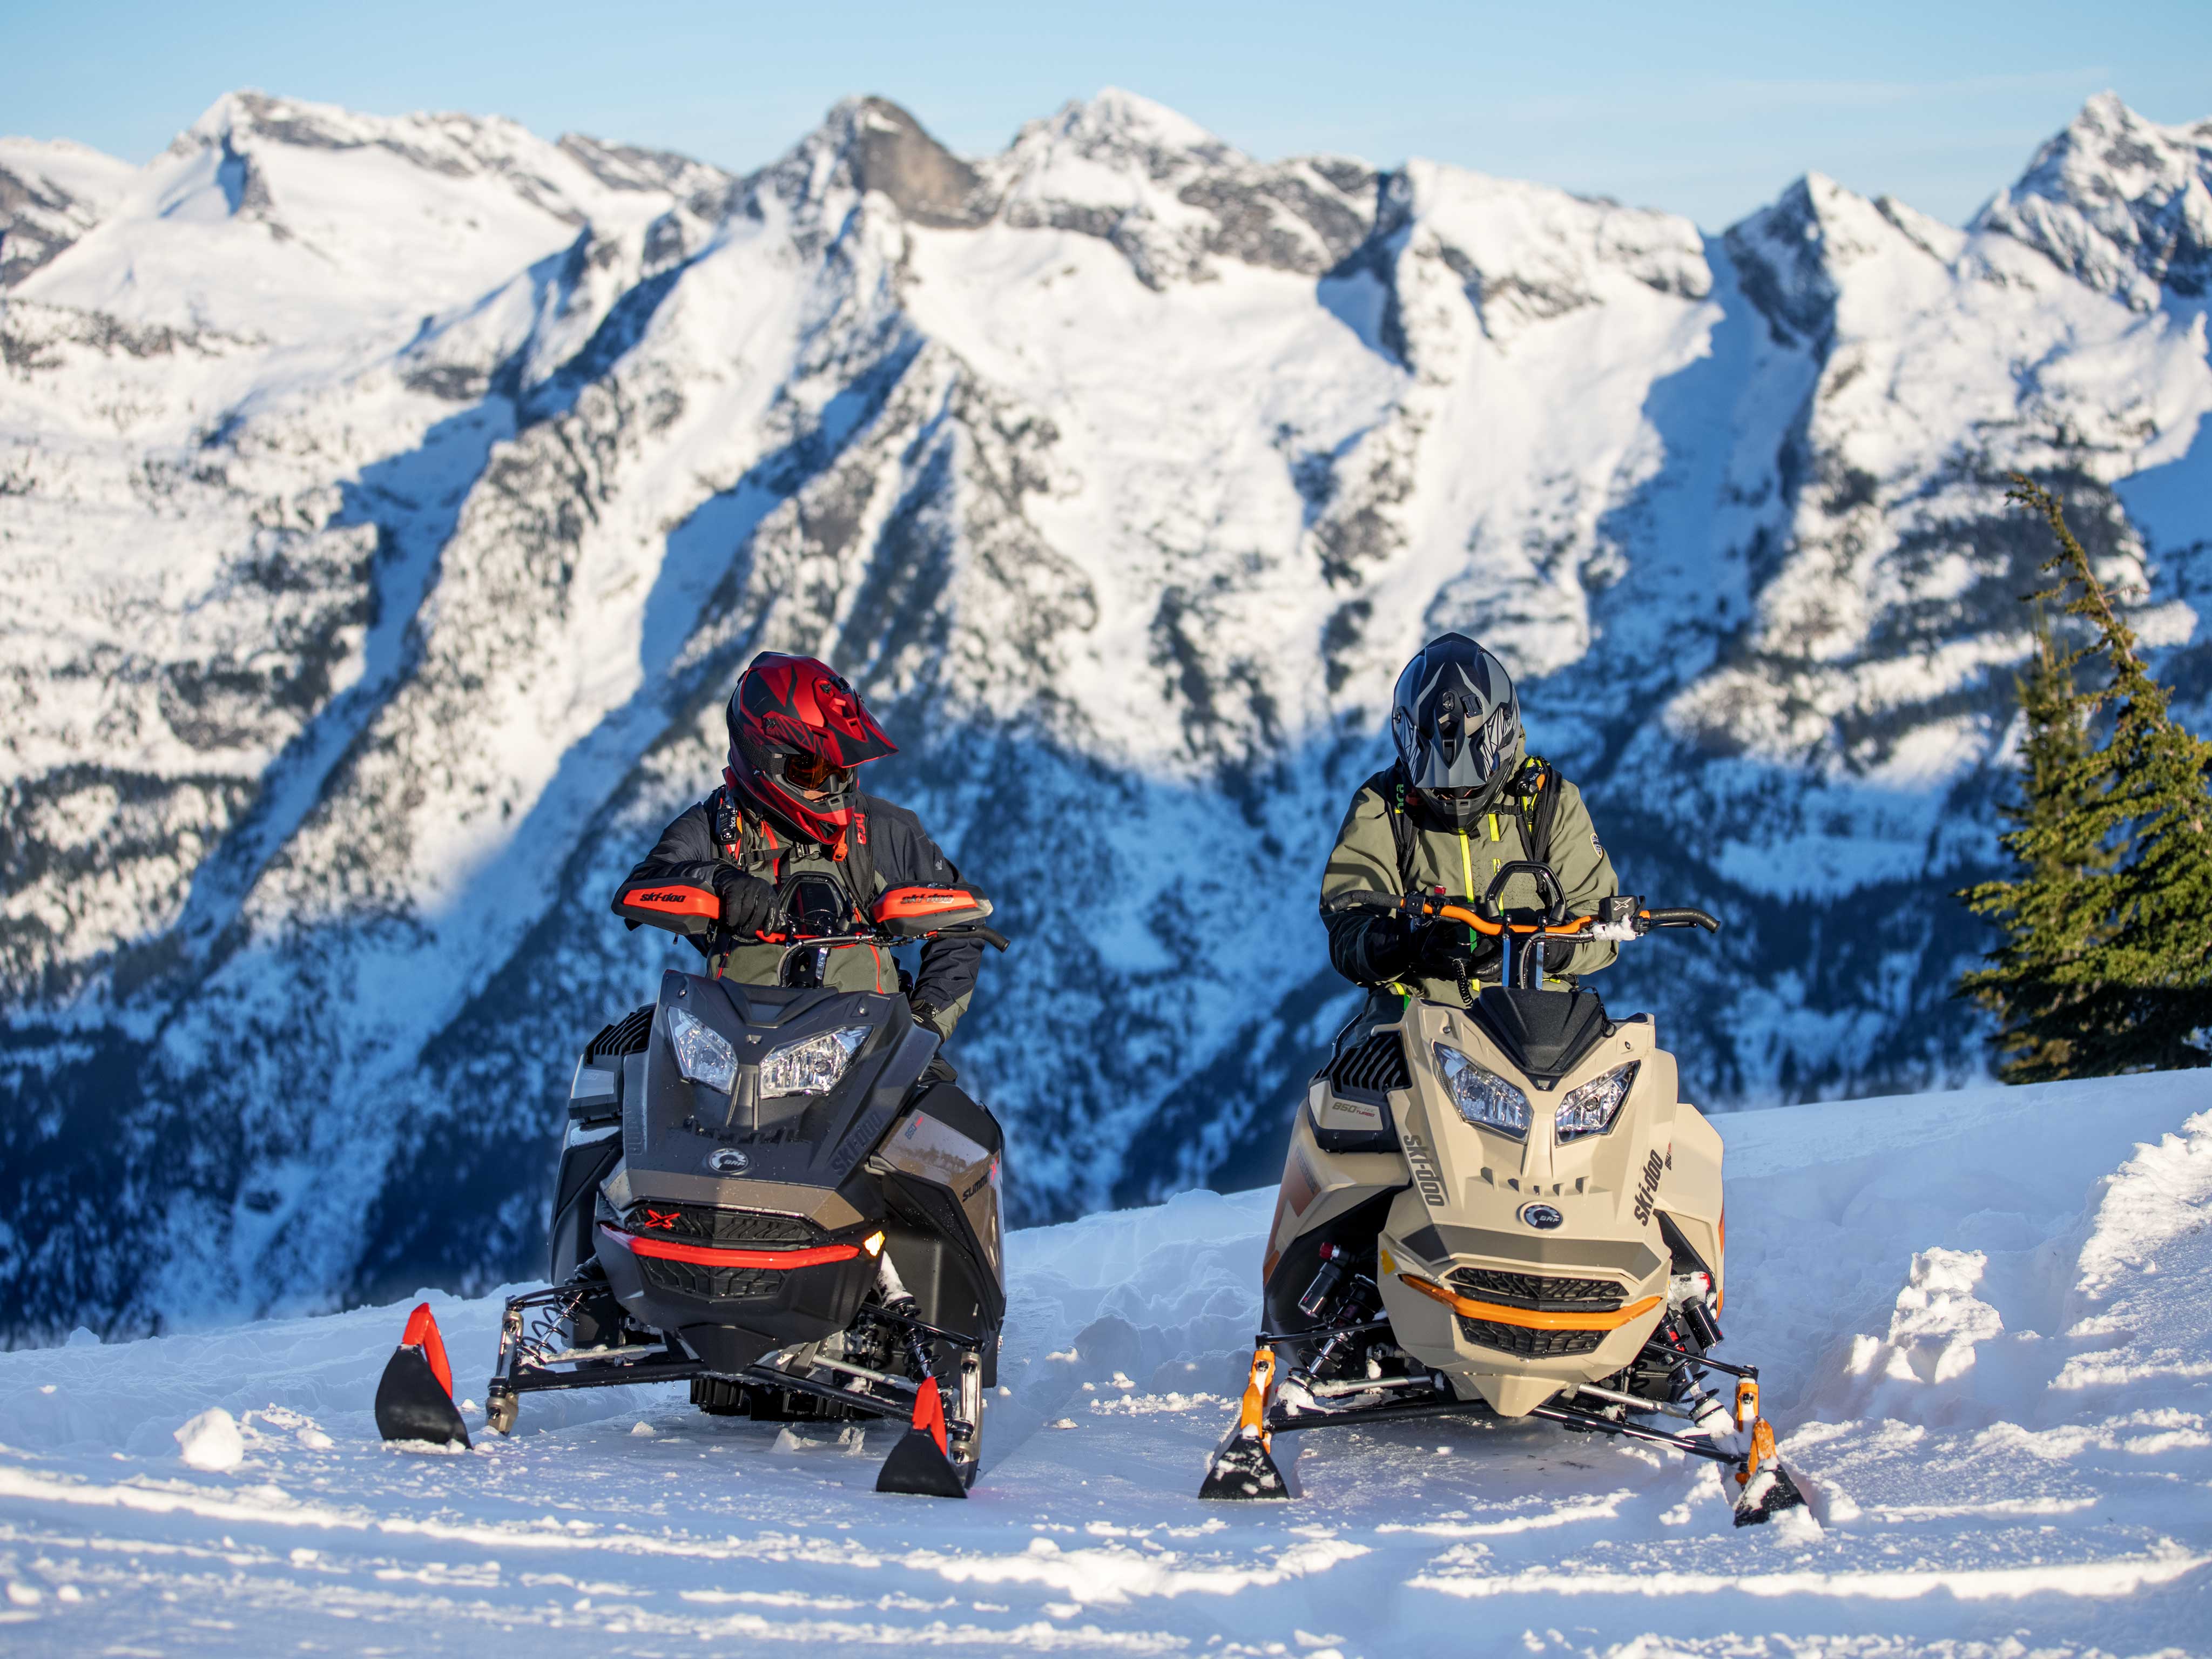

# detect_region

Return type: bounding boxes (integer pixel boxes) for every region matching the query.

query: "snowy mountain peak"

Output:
[796,95,991,229]
[1976,93,2212,304]
[0,137,133,286]
[1022,87,1243,173]
[1717,169,1960,352]
[985,91,1372,289]
[15,90,697,341]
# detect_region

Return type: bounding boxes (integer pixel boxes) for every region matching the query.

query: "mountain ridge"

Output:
[2,87,2207,1340]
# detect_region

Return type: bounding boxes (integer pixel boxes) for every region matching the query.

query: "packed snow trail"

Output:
[4,1074,2209,1656]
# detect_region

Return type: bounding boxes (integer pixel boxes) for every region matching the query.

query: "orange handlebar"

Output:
[1426,900,1609,939]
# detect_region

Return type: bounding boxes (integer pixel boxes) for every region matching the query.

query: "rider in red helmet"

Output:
[612,652,992,1054]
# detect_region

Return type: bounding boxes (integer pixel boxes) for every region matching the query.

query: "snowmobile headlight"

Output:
[759,1026,871,1097]
[1432,1042,1530,1138]
[1554,1061,1639,1143]
[667,1005,739,1095]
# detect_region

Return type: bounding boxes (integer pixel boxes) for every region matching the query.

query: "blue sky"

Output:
[9,1,2208,228]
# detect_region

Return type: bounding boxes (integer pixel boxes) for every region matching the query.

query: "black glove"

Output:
[1414,922,1502,992]
[713,869,783,938]
[1353,913,1416,984]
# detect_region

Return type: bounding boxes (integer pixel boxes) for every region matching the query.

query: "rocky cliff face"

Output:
[3,89,2208,1339]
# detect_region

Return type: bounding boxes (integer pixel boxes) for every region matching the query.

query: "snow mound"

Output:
[2,1071,2209,1654]
[171,1406,244,1471]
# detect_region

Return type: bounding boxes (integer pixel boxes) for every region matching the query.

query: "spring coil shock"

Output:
[520,1286,591,1365]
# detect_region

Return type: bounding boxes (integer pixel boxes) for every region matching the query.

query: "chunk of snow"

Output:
[173,1407,244,1472]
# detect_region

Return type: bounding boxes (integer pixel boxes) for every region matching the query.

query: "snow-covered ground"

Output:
[3,1073,2208,1655]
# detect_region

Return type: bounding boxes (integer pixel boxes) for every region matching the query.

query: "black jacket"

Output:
[611,786,986,1019]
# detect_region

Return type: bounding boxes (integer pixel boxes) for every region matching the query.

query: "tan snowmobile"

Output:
[1199,862,1808,1526]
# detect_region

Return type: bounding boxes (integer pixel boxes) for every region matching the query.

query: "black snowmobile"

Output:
[373,881,1010,1498]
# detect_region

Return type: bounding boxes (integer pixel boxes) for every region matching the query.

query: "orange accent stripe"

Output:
[1398,1273,1663,1332]
[622,885,720,919]
[399,1303,455,1399]
[600,1225,860,1270]
[1717,1210,1726,1312]
[1238,1347,1276,1436]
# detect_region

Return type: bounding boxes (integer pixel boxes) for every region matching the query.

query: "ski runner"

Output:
[613,651,994,1102]
[1323,632,1620,1004]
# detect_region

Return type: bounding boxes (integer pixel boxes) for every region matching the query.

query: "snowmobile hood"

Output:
[610,973,939,1212]
[1465,986,1617,1089]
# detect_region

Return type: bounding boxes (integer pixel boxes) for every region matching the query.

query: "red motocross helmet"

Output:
[724,652,896,844]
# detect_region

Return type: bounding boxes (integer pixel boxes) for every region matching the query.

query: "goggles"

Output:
[782,750,856,793]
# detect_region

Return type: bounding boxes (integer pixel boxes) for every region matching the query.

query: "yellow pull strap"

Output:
[1458,831,1479,952]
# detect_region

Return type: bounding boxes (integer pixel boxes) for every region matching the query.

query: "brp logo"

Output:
[707,1148,750,1176]
[1519,1202,1564,1231]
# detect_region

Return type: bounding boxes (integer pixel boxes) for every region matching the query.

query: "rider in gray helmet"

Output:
[1321,632,1620,1001]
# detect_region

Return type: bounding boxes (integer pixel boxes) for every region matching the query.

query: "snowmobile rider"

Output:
[1321,632,1620,1001]
[612,651,990,1074]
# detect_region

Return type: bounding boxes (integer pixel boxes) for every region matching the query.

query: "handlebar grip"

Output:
[1320,890,1405,916]
[1644,907,1721,933]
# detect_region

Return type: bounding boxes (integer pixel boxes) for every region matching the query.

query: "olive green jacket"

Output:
[1319,766,1620,998]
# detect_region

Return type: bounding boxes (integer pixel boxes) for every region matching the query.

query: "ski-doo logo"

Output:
[1401,1129,1448,1209]
[641,1209,681,1230]
[1631,1149,1665,1225]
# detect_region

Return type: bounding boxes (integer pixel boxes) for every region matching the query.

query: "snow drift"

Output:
[3,88,2211,1339]
[1,1071,2207,1655]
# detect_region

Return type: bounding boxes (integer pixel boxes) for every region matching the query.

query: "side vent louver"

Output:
[589,1005,655,1062]
[1323,1030,1411,1099]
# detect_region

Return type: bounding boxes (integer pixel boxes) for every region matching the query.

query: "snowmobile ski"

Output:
[1198,1346,1299,1500]
[1728,1376,1809,1526]
[874,1374,969,1498]
[374,1303,471,1449]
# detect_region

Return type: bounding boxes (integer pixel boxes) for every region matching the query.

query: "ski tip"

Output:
[396,1302,456,1399]
[1197,1430,1298,1501]
[874,1426,970,1498]
[1731,1459,1811,1527]
[374,1343,471,1449]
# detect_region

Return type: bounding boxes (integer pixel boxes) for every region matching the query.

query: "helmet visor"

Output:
[1408,701,1515,791]
[783,750,857,794]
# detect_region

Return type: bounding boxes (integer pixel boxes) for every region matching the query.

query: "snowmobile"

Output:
[1199,863,1809,1526]
[373,879,1010,1498]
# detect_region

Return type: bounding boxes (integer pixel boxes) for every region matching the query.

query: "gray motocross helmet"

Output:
[1390,633,1525,829]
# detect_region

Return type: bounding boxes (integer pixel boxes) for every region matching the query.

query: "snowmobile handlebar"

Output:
[1322,886,1721,940]
[753,921,1011,953]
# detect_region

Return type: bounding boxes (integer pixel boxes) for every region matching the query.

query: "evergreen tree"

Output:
[1958,477,2212,1077]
